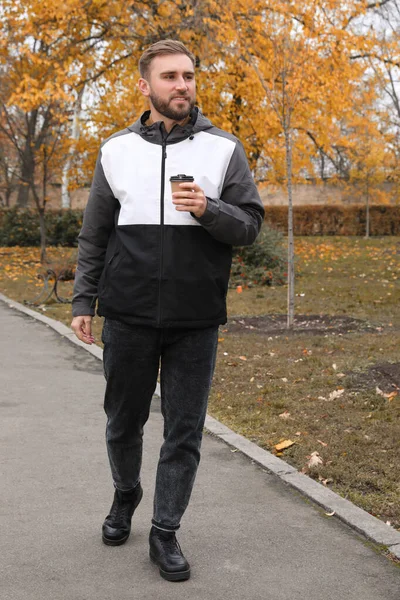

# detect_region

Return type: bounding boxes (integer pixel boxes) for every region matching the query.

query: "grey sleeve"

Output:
[194,140,265,246]
[72,151,118,316]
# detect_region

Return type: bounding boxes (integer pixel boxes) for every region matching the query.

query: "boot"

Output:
[149,525,190,581]
[102,484,143,546]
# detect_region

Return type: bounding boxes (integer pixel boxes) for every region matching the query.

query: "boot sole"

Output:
[102,487,144,546]
[102,532,130,546]
[150,552,191,581]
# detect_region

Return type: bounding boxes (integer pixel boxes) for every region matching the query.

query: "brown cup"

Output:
[170,174,194,195]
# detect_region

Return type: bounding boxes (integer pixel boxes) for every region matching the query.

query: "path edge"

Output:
[1,292,399,560]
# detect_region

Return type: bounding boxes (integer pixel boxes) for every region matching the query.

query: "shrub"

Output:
[0,207,41,246]
[0,208,82,247]
[264,204,400,236]
[49,211,82,246]
[231,225,287,287]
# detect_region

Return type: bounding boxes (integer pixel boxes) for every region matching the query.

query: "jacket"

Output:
[72,108,265,328]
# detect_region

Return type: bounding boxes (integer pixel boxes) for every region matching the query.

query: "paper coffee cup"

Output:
[170,174,194,195]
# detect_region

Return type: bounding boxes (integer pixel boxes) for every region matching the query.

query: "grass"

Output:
[0,236,399,530]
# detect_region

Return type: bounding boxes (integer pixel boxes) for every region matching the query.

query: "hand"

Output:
[71,315,95,345]
[172,182,207,218]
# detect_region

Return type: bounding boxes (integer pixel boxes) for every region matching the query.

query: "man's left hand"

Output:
[172,182,207,218]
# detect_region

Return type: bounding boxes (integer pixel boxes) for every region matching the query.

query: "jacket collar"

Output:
[127,107,213,144]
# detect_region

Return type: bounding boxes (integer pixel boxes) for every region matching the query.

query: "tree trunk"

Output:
[30,180,47,264]
[38,207,47,264]
[365,178,370,239]
[61,88,84,209]
[285,128,295,329]
[16,170,31,206]
[17,124,36,206]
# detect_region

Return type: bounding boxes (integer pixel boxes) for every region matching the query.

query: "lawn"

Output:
[0,237,399,530]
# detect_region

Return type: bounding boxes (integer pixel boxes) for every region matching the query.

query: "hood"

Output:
[127,107,213,144]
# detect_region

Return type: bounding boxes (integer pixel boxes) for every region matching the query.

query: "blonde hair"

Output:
[139,40,195,79]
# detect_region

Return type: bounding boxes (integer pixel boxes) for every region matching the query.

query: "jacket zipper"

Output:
[157,138,167,326]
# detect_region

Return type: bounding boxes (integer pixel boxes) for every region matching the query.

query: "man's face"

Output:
[141,53,196,121]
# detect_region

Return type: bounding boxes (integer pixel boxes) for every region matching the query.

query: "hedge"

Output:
[0,208,83,247]
[1,205,399,248]
[264,204,400,236]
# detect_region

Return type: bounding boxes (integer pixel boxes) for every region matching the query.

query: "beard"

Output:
[149,91,195,121]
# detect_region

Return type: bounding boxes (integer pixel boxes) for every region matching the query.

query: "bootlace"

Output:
[158,532,182,556]
[108,494,132,525]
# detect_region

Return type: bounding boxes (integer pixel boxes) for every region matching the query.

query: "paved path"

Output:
[0,301,399,600]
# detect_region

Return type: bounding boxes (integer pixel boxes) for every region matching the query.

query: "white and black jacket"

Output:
[72,108,265,328]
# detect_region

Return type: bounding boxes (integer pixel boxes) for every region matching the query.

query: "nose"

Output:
[175,77,188,91]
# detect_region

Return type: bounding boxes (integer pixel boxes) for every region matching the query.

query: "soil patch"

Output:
[227,314,384,336]
[349,361,400,394]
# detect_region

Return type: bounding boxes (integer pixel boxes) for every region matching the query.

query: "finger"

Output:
[82,326,95,344]
[178,182,199,190]
[79,330,94,345]
[82,318,92,338]
[172,191,197,199]
[72,318,94,344]
[172,199,198,206]
[175,205,198,212]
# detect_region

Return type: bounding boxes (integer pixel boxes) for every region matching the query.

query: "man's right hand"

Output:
[71,315,95,345]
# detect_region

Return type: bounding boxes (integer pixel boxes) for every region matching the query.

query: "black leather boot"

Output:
[102,484,143,546]
[149,526,190,581]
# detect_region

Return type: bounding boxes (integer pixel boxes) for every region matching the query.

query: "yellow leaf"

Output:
[274,439,295,452]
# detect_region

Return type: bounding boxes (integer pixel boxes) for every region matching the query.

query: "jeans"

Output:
[101,318,219,531]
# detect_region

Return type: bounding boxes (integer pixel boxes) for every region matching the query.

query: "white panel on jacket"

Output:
[163,132,235,226]
[100,130,236,227]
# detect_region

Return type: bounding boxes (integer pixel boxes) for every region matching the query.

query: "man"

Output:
[71,39,264,582]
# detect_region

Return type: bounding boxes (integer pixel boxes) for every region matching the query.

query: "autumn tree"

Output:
[0,0,208,258]
[0,129,19,207]
[214,0,376,326]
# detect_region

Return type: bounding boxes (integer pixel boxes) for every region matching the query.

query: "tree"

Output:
[223,0,376,326]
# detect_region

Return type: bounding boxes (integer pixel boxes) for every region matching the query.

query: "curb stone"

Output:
[1,292,399,560]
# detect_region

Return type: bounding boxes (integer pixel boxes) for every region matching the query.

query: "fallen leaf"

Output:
[376,387,398,400]
[278,411,291,419]
[218,338,224,342]
[319,477,333,486]
[332,363,337,370]
[306,451,323,468]
[317,439,328,447]
[274,439,295,452]
[328,389,345,401]
[239,356,247,361]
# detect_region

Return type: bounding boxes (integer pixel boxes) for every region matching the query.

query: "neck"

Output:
[146,108,191,133]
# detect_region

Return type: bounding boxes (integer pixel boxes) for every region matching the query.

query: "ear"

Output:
[138,78,150,97]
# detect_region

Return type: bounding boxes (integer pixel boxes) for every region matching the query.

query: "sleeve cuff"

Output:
[192,197,220,225]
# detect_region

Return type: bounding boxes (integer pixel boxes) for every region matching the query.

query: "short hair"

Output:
[139,39,196,80]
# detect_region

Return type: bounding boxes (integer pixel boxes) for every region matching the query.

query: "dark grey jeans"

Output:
[101,318,219,531]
